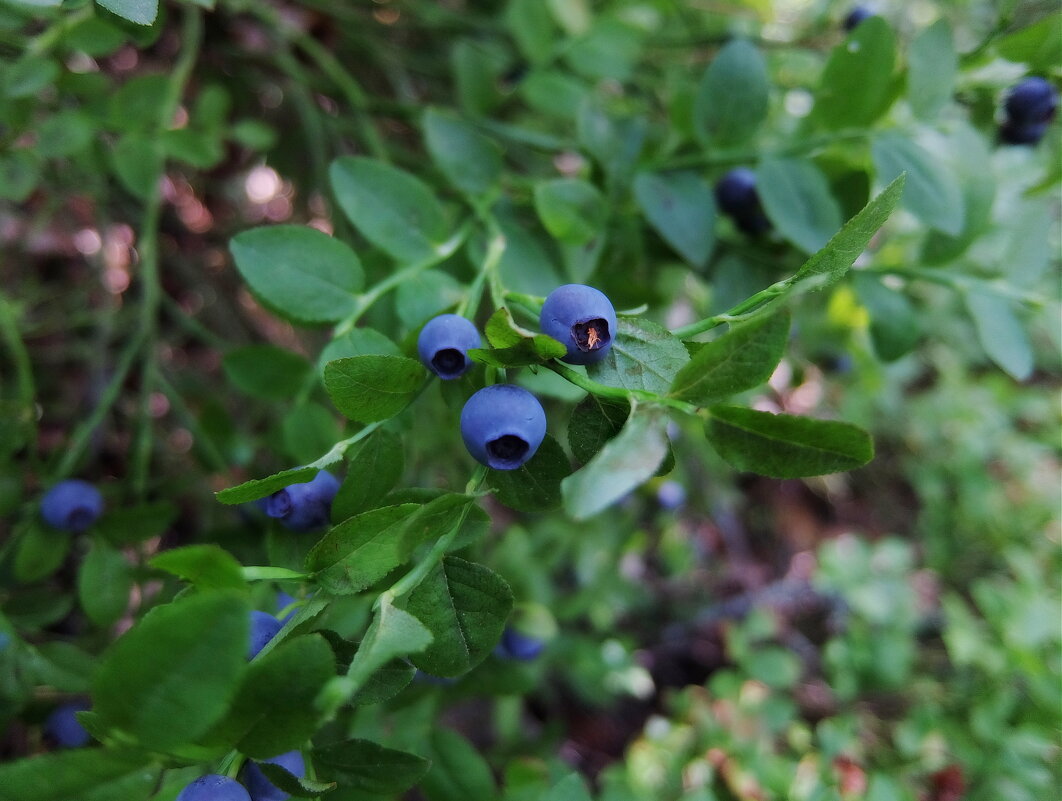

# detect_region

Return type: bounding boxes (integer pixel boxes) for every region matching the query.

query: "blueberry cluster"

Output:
[714,168,771,237]
[1000,77,1058,146]
[417,284,617,471]
[175,751,305,801]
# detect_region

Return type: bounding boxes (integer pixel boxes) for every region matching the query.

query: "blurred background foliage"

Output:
[0,0,1059,799]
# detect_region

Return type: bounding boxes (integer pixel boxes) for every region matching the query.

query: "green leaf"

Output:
[586,318,690,394]
[633,171,716,268]
[14,522,69,583]
[229,225,364,325]
[815,16,896,129]
[405,557,514,677]
[743,646,802,689]
[565,19,643,82]
[330,156,449,263]
[215,467,320,506]
[332,429,404,522]
[756,159,843,255]
[534,179,607,245]
[704,406,874,478]
[487,435,571,513]
[871,133,963,236]
[281,403,341,465]
[308,494,475,594]
[3,55,59,98]
[95,0,158,25]
[424,108,502,198]
[394,269,465,330]
[318,328,400,375]
[908,19,956,121]
[223,345,313,401]
[542,774,594,801]
[110,134,163,199]
[963,285,1033,381]
[341,598,433,693]
[350,659,416,705]
[210,634,335,759]
[568,395,630,465]
[313,739,430,795]
[561,409,669,520]
[420,729,496,801]
[323,355,425,423]
[93,591,250,751]
[254,764,335,798]
[669,311,790,405]
[852,273,921,361]
[469,337,566,368]
[0,750,152,801]
[77,541,132,627]
[996,12,1062,71]
[95,502,178,546]
[149,545,247,591]
[577,103,647,186]
[25,642,95,693]
[791,173,906,290]
[36,111,95,158]
[506,0,557,64]
[694,39,769,145]
[451,39,506,116]
[0,151,41,203]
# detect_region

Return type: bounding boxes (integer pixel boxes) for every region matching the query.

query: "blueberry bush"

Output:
[1,0,1059,799]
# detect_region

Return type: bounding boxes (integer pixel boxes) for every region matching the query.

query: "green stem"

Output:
[654,129,870,171]
[0,292,35,409]
[545,363,700,416]
[333,221,475,336]
[873,266,1048,307]
[25,4,93,57]
[671,278,791,340]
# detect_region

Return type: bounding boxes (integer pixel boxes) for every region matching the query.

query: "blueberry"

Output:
[275,591,298,624]
[264,471,339,532]
[417,314,482,379]
[1004,77,1058,127]
[459,385,546,470]
[44,700,91,748]
[656,480,687,510]
[243,750,305,801]
[539,284,617,365]
[40,480,104,533]
[999,120,1049,145]
[494,627,545,661]
[176,775,251,801]
[248,610,283,660]
[714,169,771,236]
[843,6,875,31]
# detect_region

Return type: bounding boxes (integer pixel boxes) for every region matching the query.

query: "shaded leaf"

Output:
[324,355,425,423]
[633,171,716,267]
[487,435,571,513]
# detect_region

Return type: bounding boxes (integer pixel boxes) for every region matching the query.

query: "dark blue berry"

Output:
[44,700,91,748]
[264,471,339,532]
[539,284,617,365]
[494,627,545,661]
[460,384,546,470]
[1000,121,1049,145]
[1004,77,1058,127]
[40,480,103,533]
[248,610,283,660]
[417,314,482,379]
[244,750,305,801]
[176,775,251,801]
[843,6,875,31]
[275,591,298,624]
[714,169,771,236]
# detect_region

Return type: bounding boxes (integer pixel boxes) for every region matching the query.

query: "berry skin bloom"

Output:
[248,610,283,660]
[417,313,482,379]
[40,480,104,533]
[243,751,305,801]
[460,384,547,470]
[44,700,91,748]
[176,775,251,801]
[539,284,618,365]
[264,470,339,532]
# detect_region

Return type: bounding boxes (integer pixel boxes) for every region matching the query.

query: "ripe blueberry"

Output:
[493,627,545,661]
[417,314,482,379]
[539,284,617,365]
[843,5,875,31]
[40,480,103,533]
[715,168,771,236]
[243,750,305,801]
[1000,77,1058,145]
[44,700,91,748]
[176,775,251,801]
[248,610,283,660]
[264,471,339,532]
[460,384,546,470]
